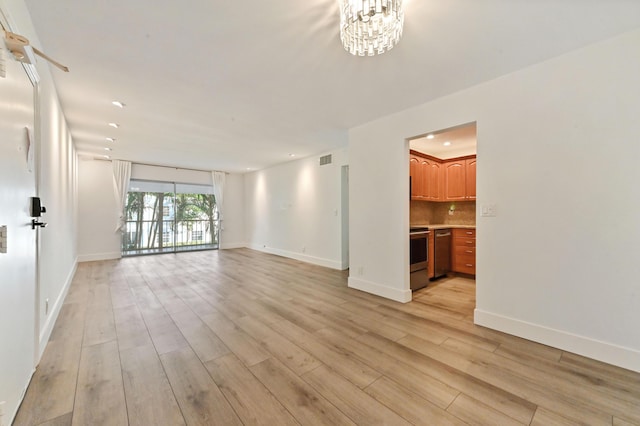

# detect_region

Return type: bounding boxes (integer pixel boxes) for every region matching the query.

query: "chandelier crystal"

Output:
[339,0,404,56]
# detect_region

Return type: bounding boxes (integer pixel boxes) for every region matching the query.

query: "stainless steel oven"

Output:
[410,228,429,290]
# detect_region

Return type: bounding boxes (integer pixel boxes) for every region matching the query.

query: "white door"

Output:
[0,46,37,423]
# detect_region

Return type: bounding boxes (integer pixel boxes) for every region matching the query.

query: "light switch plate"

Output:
[0,225,6,253]
[481,204,497,217]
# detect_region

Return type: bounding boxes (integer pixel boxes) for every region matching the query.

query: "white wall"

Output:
[220,173,245,249]
[1,0,78,421]
[244,148,348,270]
[37,81,78,349]
[349,29,640,372]
[77,160,245,259]
[77,159,121,261]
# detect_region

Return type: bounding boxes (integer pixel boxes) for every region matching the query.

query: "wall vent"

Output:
[319,154,332,166]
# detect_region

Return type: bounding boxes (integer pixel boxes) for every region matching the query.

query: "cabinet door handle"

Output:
[465,250,473,253]
[466,240,473,244]
[466,264,473,267]
[466,231,473,235]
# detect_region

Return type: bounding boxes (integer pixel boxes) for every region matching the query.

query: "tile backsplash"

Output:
[410,200,476,226]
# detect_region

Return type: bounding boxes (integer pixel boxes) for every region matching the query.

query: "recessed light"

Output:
[103,155,111,159]
[104,147,112,151]
[443,141,451,146]
[288,153,295,157]
[106,137,116,142]
[246,167,252,170]
[111,101,125,108]
[108,122,119,128]
[426,134,435,139]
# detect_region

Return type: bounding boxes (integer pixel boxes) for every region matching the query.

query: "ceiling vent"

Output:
[319,154,332,166]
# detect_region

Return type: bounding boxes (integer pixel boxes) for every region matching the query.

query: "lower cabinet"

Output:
[452,228,476,275]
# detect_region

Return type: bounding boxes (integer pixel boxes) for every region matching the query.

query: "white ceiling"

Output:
[410,123,476,160]
[22,0,640,173]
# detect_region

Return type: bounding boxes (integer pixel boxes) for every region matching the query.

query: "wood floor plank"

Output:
[356,331,538,424]
[530,407,586,426]
[204,353,299,426]
[364,376,465,426]
[314,327,461,410]
[110,285,136,309]
[250,358,356,425]
[440,333,640,423]
[72,340,128,426]
[13,339,82,426]
[169,309,230,362]
[82,305,116,347]
[47,302,86,343]
[160,346,242,426]
[120,344,185,426]
[200,311,271,366]
[143,311,190,355]
[613,417,638,426]
[35,412,73,426]
[113,304,153,351]
[301,364,412,425]
[447,393,525,426]
[235,315,321,375]
[270,319,382,389]
[398,333,613,425]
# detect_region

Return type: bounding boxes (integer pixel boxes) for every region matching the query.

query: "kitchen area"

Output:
[409,123,477,314]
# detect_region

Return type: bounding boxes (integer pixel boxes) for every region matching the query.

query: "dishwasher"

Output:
[433,229,451,279]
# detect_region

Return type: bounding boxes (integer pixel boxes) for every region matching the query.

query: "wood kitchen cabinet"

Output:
[465,158,476,200]
[410,155,423,199]
[451,228,476,275]
[423,159,442,201]
[443,160,466,200]
[444,157,476,201]
[410,151,444,201]
[411,152,475,202]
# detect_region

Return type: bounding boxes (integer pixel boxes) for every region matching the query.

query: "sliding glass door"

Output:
[122,180,219,256]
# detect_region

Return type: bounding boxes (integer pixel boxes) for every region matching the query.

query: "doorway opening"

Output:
[122,179,219,256]
[407,122,477,316]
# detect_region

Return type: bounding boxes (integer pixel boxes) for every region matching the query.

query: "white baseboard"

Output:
[474,309,640,373]
[220,242,246,249]
[348,276,412,303]
[340,259,349,271]
[248,243,343,270]
[38,257,77,359]
[77,252,122,262]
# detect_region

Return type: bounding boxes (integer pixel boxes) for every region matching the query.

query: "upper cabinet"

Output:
[410,155,423,199]
[423,158,442,201]
[444,158,476,201]
[465,158,476,200]
[443,160,466,200]
[411,151,475,202]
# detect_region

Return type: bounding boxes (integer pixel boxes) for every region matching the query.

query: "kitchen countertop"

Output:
[411,224,476,230]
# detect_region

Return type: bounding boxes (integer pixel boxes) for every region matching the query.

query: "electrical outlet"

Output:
[357,266,364,276]
[45,298,49,315]
[302,246,306,253]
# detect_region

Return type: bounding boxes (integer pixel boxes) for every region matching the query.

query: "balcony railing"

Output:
[122,218,219,255]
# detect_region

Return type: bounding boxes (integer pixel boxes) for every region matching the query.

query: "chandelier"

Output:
[339,0,404,56]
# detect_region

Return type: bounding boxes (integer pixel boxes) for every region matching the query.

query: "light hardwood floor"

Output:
[14,248,640,425]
